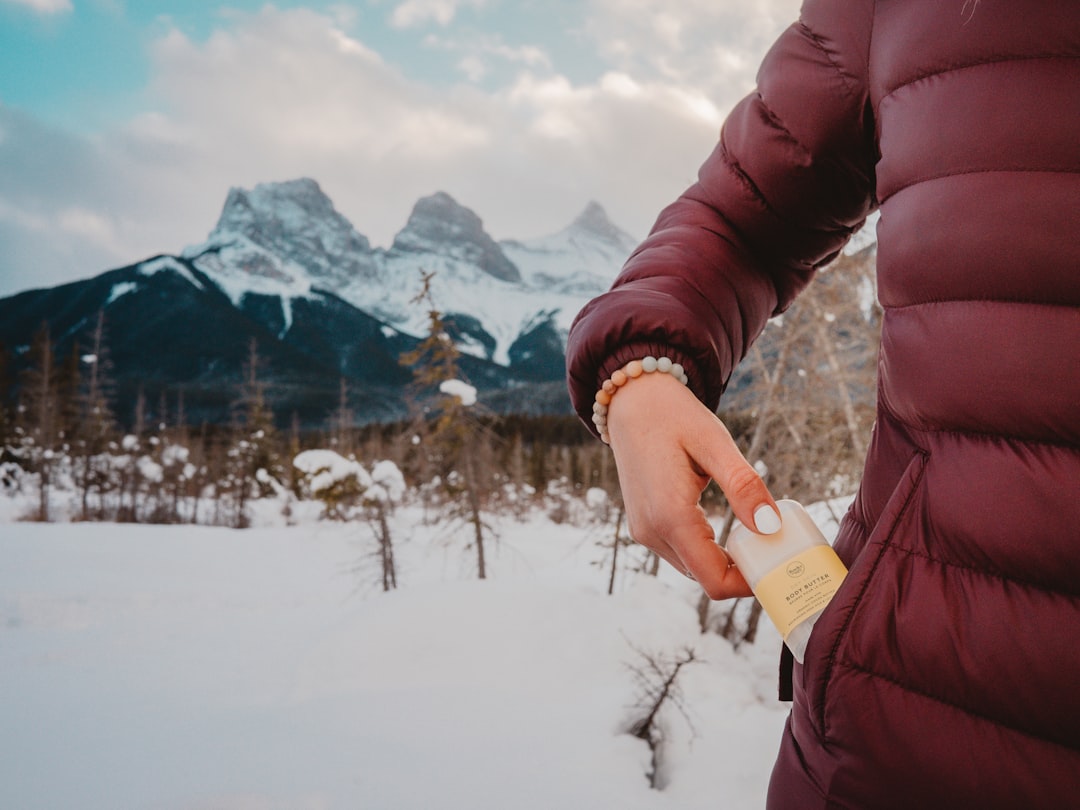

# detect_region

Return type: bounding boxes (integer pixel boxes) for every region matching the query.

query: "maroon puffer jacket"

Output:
[566,1,1080,807]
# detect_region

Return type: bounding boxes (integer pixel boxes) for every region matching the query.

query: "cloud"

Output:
[583,0,799,102]
[141,8,495,178]
[0,196,50,233]
[127,5,749,243]
[0,0,72,13]
[427,32,551,77]
[0,0,804,296]
[0,105,145,292]
[389,0,487,29]
[421,31,553,82]
[56,207,129,256]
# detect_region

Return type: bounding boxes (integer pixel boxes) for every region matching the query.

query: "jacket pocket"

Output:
[800,449,929,740]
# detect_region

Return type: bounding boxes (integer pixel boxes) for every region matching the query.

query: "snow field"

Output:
[0,502,809,809]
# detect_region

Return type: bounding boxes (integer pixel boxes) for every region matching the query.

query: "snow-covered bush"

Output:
[293,450,406,522]
[294,449,373,520]
[545,477,613,526]
[293,450,407,590]
[584,486,613,523]
[367,460,406,506]
[0,460,27,494]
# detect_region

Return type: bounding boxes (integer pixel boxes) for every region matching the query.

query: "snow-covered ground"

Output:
[0,494,851,810]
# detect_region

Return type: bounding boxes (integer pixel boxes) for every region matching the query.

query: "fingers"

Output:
[668,517,753,598]
[627,512,752,599]
[684,409,781,536]
[605,370,772,599]
[623,487,754,598]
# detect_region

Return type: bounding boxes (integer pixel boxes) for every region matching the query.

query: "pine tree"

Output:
[73,310,118,521]
[332,376,354,456]
[16,324,59,521]
[0,339,16,454]
[226,338,282,528]
[400,270,495,579]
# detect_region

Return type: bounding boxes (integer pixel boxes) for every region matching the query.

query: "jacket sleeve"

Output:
[566,0,878,436]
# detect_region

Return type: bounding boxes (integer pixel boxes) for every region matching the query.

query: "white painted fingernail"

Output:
[753,504,782,535]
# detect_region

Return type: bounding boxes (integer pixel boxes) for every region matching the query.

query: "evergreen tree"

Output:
[73,310,118,521]
[332,376,354,456]
[0,339,15,452]
[400,270,495,579]
[16,324,59,521]
[226,338,283,527]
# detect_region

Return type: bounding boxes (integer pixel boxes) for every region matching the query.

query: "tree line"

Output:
[0,251,879,551]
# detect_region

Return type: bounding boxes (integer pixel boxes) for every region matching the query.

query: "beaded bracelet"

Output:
[592,356,688,444]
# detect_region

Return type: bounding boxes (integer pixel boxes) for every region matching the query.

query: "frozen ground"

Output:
[0,497,853,809]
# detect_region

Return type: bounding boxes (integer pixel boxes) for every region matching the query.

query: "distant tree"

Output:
[0,339,14,449]
[132,386,147,438]
[594,505,638,596]
[400,270,496,579]
[15,324,59,521]
[294,450,405,591]
[286,410,302,496]
[73,310,119,521]
[159,389,197,524]
[114,433,147,523]
[153,438,193,524]
[497,430,532,516]
[226,338,283,528]
[175,388,187,432]
[366,460,406,591]
[57,344,82,444]
[331,376,354,456]
[746,248,877,501]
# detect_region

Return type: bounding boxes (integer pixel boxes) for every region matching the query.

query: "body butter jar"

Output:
[726,500,848,663]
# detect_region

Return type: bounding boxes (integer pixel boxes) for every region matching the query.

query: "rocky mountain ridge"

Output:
[181,178,636,366]
[0,179,638,426]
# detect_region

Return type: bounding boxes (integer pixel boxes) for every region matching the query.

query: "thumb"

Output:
[686,411,782,536]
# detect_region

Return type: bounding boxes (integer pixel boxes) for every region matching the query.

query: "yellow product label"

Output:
[754,545,848,641]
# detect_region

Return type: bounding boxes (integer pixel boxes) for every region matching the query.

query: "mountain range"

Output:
[0,179,638,427]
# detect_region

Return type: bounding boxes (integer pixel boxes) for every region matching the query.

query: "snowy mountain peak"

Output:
[183,178,379,292]
[173,179,638,371]
[215,178,370,252]
[566,201,633,250]
[498,202,635,298]
[390,192,522,284]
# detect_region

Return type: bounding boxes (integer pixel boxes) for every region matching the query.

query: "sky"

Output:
[0,0,803,297]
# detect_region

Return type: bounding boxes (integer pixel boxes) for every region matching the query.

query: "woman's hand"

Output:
[606,370,780,599]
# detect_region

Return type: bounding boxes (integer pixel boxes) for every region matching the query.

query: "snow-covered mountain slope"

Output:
[182,179,635,366]
[501,201,639,296]
[185,178,380,290]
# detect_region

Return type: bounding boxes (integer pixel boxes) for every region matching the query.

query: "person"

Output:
[565,0,1080,807]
